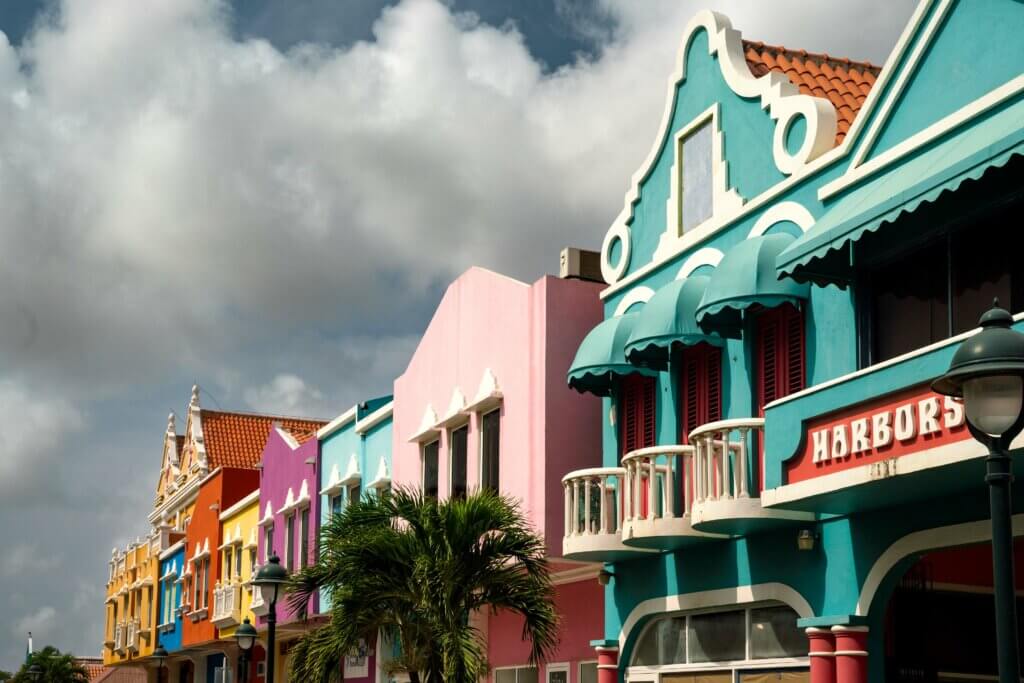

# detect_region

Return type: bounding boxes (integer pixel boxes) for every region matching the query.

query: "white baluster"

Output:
[738,427,749,498]
[564,483,571,539]
[599,474,608,533]
[584,475,593,534]
[572,479,580,536]
[683,449,692,516]
[644,457,654,520]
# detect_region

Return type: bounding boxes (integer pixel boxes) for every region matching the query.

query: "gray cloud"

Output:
[0,0,912,670]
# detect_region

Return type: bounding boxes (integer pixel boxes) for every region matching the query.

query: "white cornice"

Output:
[355,401,393,435]
[316,405,358,440]
[159,539,186,561]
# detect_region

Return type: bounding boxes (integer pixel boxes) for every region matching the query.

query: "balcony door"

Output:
[620,374,657,517]
[677,343,722,443]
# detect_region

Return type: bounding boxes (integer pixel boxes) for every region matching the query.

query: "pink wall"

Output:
[487,579,604,681]
[391,267,603,556]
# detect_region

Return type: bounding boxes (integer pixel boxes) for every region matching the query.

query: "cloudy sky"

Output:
[0,0,914,670]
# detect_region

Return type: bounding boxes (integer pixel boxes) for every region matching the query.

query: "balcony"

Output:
[620,446,726,550]
[113,622,126,654]
[126,618,140,653]
[688,418,813,534]
[249,580,268,617]
[212,582,242,628]
[561,468,655,562]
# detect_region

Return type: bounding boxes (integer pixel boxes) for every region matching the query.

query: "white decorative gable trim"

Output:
[339,457,362,487]
[465,369,502,414]
[368,459,391,490]
[747,201,815,238]
[676,247,724,280]
[317,405,358,440]
[408,405,440,444]
[277,480,311,515]
[320,463,344,496]
[436,388,468,430]
[600,9,838,285]
[612,287,655,317]
[257,502,275,527]
[275,425,300,450]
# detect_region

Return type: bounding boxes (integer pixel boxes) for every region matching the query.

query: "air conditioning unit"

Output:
[559,248,603,283]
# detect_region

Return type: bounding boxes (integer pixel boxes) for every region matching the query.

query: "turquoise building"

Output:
[156,540,185,654]
[564,1,1024,682]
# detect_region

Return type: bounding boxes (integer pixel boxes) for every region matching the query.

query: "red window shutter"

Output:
[620,375,657,454]
[677,344,722,442]
[756,304,805,414]
[705,346,722,423]
[642,377,657,448]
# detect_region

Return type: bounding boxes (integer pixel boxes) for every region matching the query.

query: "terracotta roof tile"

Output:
[200,410,327,469]
[743,40,882,144]
[93,667,148,682]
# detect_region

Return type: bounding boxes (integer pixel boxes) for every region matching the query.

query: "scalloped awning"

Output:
[567,312,656,397]
[696,233,809,338]
[625,276,722,369]
[777,98,1024,286]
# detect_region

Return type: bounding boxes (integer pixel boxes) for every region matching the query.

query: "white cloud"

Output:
[15,606,57,640]
[244,373,329,417]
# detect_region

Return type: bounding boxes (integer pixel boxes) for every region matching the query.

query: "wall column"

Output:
[806,627,835,683]
[595,645,619,683]
[832,625,868,683]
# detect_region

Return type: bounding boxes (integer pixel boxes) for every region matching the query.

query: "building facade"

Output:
[392,266,606,683]
[563,1,1024,682]
[317,396,394,682]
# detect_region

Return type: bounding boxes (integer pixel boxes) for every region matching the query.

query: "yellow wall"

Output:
[217,492,260,640]
[103,537,160,664]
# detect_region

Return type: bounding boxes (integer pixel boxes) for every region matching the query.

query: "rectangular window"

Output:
[480,410,500,492]
[347,482,361,508]
[224,548,233,581]
[264,526,274,563]
[249,548,257,575]
[755,304,805,415]
[620,374,657,455]
[422,440,439,498]
[299,507,310,570]
[331,494,343,516]
[749,605,807,659]
[495,667,539,683]
[677,343,722,442]
[235,546,242,578]
[688,610,745,663]
[578,662,598,683]
[284,514,295,571]
[202,558,209,608]
[450,425,468,500]
[680,121,713,232]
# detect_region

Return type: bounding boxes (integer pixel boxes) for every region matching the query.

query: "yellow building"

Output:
[213,489,261,640]
[103,534,160,666]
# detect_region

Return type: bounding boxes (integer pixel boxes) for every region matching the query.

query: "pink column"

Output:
[806,627,835,683]
[595,645,619,683]
[832,625,868,683]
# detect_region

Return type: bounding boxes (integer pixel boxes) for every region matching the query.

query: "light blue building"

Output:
[156,539,185,654]
[564,1,1024,681]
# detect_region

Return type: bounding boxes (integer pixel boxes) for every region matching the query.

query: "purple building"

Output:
[253,422,326,680]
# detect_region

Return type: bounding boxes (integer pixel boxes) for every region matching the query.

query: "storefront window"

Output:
[496,666,539,683]
[634,616,686,665]
[579,662,598,683]
[688,610,745,663]
[749,606,806,659]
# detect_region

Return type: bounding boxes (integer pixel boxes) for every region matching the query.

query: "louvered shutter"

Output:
[620,375,657,455]
[642,377,657,447]
[756,304,805,414]
[677,344,722,442]
[705,345,722,423]
[785,305,805,395]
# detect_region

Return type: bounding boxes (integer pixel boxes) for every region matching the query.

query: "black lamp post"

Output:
[27,663,42,682]
[235,617,258,683]
[252,554,288,683]
[152,643,168,683]
[933,302,1024,683]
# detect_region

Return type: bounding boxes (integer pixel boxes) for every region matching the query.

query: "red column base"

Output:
[833,625,869,683]
[806,627,836,683]
[595,646,618,683]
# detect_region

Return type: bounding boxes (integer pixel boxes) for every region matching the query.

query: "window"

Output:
[677,343,722,442]
[579,662,598,683]
[284,514,295,571]
[630,604,807,668]
[495,667,539,683]
[299,507,310,570]
[620,374,657,455]
[201,558,209,608]
[249,548,257,575]
[224,548,233,581]
[863,217,1024,364]
[330,494,343,516]
[450,425,469,500]
[264,526,274,563]
[679,121,713,232]
[235,545,242,578]
[755,304,805,415]
[347,482,361,508]
[480,410,500,492]
[422,440,439,498]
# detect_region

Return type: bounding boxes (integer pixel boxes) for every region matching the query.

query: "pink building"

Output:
[392,266,605,683]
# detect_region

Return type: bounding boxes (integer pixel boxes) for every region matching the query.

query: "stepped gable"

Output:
[743,40,882,144]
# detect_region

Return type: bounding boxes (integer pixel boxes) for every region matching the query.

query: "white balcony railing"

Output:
[689,418,764,502]
[212,582,242,628]
[113,621,125,653]
[249,577,268,617]
[561,468,653,561]
[126,618,140,652]
[621,445,694,524]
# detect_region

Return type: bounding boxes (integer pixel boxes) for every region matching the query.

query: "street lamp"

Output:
[252,554,289,683]
[235,617,258,683]
[933,302,1024,683]
[152,643,168,683]
[27,663,42,681]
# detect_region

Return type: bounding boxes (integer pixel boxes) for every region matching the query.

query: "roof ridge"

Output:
[199,407,329,424]
[742,39,881,73]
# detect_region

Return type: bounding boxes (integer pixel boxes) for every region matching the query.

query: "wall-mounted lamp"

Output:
[209,503,220,512]
[797,529,817,552]
[597,569,615,586]
[304,457,317,465]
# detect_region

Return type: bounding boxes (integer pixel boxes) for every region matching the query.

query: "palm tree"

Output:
[288,488,559,683]
[13,646,89,682]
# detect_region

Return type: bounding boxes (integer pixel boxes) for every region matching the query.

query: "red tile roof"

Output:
[743,40,881,145]
[93,667,147,682]
[200,410,327,469]
[78,660,110,681]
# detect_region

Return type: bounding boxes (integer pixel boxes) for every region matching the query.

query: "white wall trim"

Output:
[676,247,724,280]
[355,401,394,435]
[613,287,655,316]
[618,582,813,650]
[820,73,1024,199]
[316,405,358,440]
[856,513,1024,616]
[748,201,815,238]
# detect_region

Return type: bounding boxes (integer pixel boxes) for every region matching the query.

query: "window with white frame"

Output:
[630,603,807,670]
[264,526,274,563]
[347,481,361,508]
[299,506,310,570]
[578,661,598,683]
[449,425,468,500]
[235,545,242,578]
[678,121,713,233]
[224,547,234,582]
[330,493,343,516]
[249,547,257,576]
[495,666,538,683]
[422,440,439,498]
[284,513,295,571]
[480,409,500,493]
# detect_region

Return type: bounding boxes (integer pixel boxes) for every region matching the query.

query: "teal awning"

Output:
[777,97,1024,286]
[695,233,809,339]
[624,276,722,369]
[568,313,655,396]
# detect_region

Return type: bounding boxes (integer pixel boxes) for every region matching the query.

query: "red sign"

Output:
[785,383,971,484]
